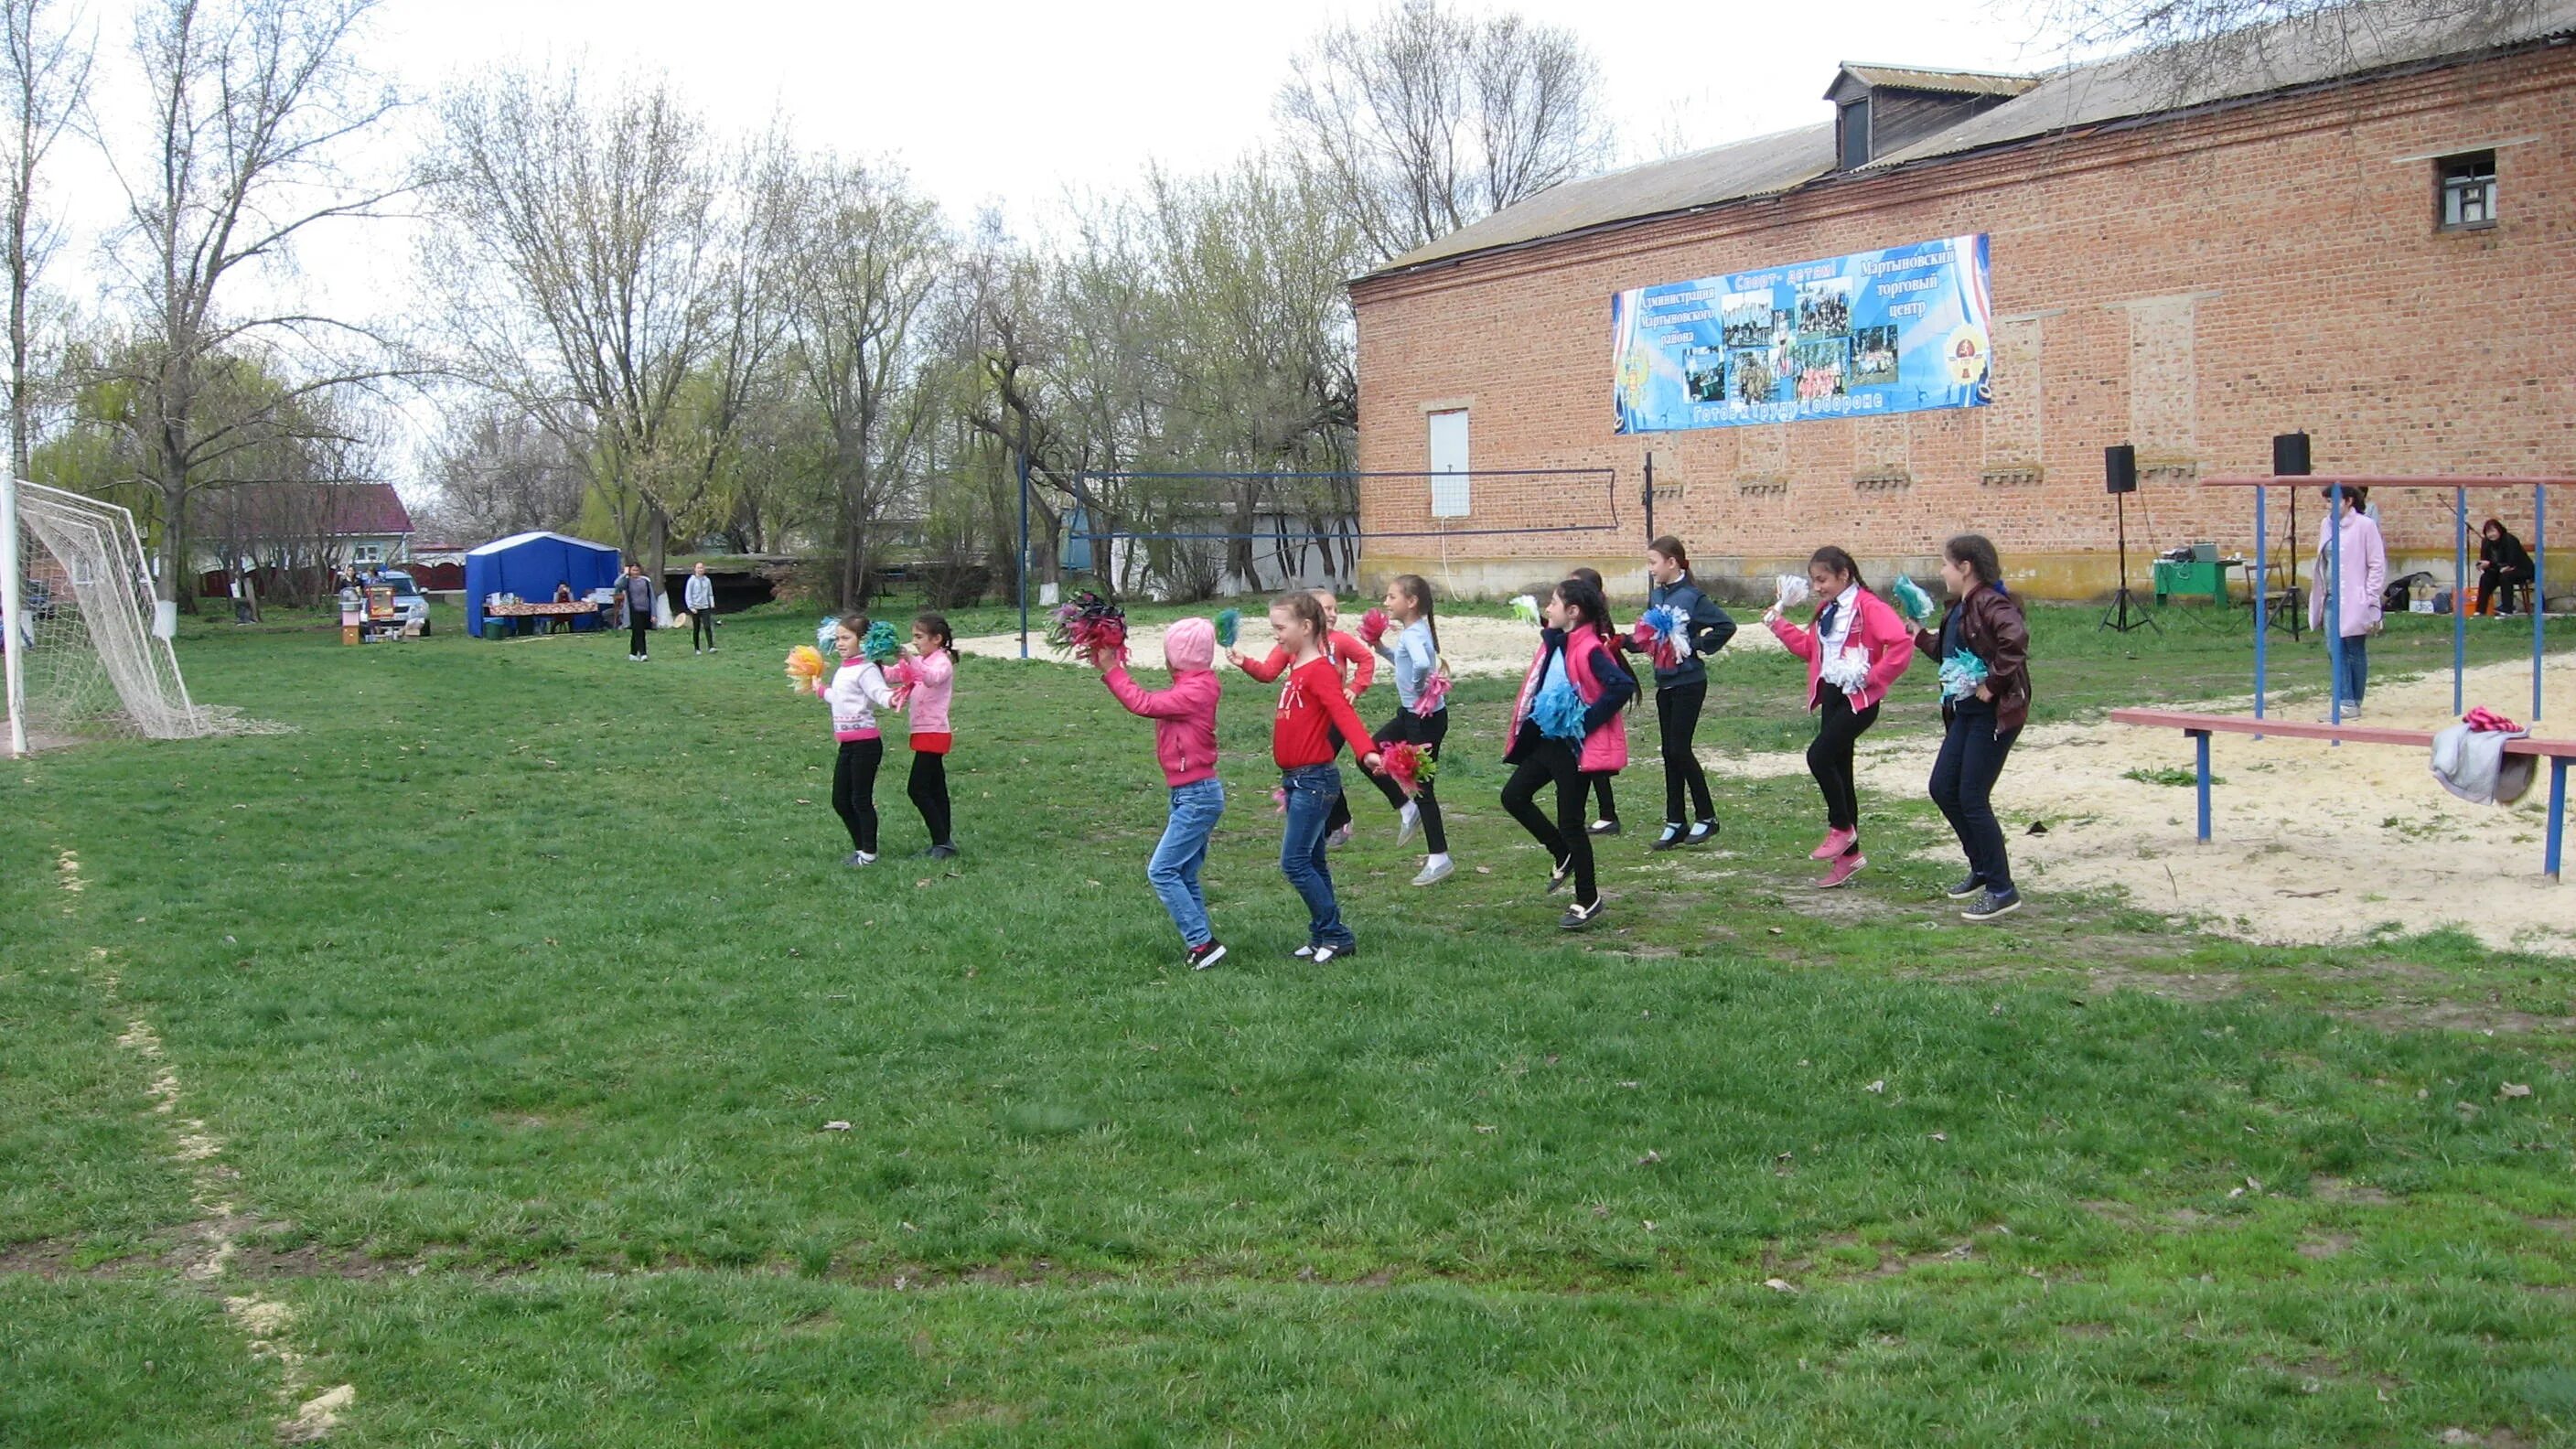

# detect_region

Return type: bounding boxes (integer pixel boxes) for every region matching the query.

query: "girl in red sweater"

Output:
[1231,587,1375,846]
[1265,591,1381,964]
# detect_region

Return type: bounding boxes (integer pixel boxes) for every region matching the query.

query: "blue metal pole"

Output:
[2535,485,2548,723]
[2326,482,2344,735]
[2454,486,2467,718]
[2254,485,2269,726]
[2547,757,2566,882]
[1016,453,1031,660]
[2195,730,2213,843]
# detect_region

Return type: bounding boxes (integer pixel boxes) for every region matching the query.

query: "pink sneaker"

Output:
[1817,853,1867,889]
[1810,827,1856,861]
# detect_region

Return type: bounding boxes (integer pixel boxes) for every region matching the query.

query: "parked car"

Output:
[367,569,431,634]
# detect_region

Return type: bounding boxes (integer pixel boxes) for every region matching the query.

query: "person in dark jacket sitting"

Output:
[1639,534,1739,850]
[1915,533,2031,924]
[2477,518,2535,617]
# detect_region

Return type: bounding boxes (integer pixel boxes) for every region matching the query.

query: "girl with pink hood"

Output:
[1094,617,1229,971]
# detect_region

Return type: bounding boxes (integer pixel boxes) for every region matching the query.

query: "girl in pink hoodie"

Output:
[1096,617,1229,971]
[896,614,960,859]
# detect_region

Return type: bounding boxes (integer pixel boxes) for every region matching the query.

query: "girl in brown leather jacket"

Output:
[1914,534,2030,922]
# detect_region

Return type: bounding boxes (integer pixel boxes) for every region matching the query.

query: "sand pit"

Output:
[1713,655,2574,955]
[956,612,1787,677]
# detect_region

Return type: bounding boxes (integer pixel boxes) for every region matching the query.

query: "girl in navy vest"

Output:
[1640,535,1739,849]
[1501,574,1635,930]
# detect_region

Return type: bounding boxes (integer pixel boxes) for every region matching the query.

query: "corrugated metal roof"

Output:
[1363,0,2576,280]
[1831,64,2041,97]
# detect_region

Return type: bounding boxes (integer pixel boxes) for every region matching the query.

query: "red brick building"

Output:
[1350,2,2576,599]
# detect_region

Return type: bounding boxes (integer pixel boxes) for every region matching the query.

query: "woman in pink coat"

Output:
[2306,485,2388,717]
[1766,546,1915,888]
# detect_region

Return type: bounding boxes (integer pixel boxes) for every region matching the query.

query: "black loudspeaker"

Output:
[2272,431,2311,477]
[2104,444,2138,495]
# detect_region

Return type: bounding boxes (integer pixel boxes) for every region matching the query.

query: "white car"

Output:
[368,570,432,634]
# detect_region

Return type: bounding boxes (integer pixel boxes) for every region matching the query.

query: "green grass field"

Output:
[5,598,2573,1446]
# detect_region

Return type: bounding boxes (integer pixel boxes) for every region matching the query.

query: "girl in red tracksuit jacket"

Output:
[1501,574,1635,931]
[1264,591,1381,965]
[1766,545,1915,889]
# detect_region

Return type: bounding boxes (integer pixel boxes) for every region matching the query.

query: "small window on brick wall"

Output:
[2437,151,2496,231]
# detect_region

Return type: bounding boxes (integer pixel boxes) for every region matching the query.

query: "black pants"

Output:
[1807,684,1878,836]
[1590,771,1617,823]
[1364,707,1448,854]
[2478,564,2534,614]
[1325,724,1357,833]
[908,748,952,848]
[1657,678,1713,823]
[1929,708,2019,893]
[628,614,649,657]
[1502,739,1595,907]
[692,606,717,649]
[832,738,882,853]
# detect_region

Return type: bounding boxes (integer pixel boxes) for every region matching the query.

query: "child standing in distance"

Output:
[1766,546,1914,888]
[1096,617,1229,971]
[1915,534,2031,923]
[1231,588,1375,846]
[1364,574,1454,886]
[1501,575,1635,930]
[1641,536,1739,849]
[900,614,960,860]
[1266,591,1382,964]
[1569,567,1626,838]
[813,614,896,867]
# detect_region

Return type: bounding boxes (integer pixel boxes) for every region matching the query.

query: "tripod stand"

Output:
[2099,490,2161,634]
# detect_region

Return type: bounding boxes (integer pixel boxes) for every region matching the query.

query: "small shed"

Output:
[464,531,625,639]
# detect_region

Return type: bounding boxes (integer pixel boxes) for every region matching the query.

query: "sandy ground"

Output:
[966,616,2571,954]
[1711,656,2576,956]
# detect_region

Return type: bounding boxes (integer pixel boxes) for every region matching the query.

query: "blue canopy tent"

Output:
[464,531,624,639]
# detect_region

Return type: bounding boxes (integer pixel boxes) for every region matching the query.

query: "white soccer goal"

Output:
[4,476,210,757]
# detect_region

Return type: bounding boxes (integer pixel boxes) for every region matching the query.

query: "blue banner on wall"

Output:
[1611,234,1992,434]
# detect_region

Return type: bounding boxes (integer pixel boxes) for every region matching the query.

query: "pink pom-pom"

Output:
[1359,608,1390,647]
[1271,786,1289,815]
[1411,670,1452,718]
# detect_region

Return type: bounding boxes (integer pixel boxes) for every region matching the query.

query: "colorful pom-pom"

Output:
[861,619,903,665]
[816,617,843,653]
[1046,590,1129,662]
[1271,786,1289,815]
[1509,594,1541,626]
[1380,741,1439,799]
[1358,607,1390,647]
[1938,649,1991,701]
[1820,647,1873,693]
[785,644,827,692]
[1213,608,1240,649]
[1532,679,1588,741]
[1892,574,1935,625]
[1411,669,1452,718]
[1774,574,1810,610]
[1630,603,1691,671]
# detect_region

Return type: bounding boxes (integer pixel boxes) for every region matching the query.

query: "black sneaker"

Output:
[1649,823,1685,852]
[1588,818,1621,836]
[1310,943,1355,964]
[1944,875,1984,900]
[1558,898,1605,930]
[926,843,959,861]
[1961,888,2023,923]
[1188,940,1228,971]
[1680,821,1718,847]
[1546,855,1572,894]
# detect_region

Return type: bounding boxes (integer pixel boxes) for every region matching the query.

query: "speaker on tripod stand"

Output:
[2100,444,2160,634]
[2270,431,2309,639]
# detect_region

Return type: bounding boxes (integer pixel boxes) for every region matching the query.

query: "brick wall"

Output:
[1352,45,2576,600]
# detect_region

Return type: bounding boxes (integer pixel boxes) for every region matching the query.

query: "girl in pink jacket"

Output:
[895,614,960,859]
[1096,617,1229,971]
[1766,546,1915,889]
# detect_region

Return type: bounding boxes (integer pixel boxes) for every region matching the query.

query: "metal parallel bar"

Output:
[2253,485,2268,728]
[2549,757,2567,882]
[2537,485,2549,723]
[2454,485,2468,718]
[2194,730,2213,842]
[1055,524,1626,542]
[1015,455,1031,661]
[2326,483,2344,737]
[2201,475,2576,489]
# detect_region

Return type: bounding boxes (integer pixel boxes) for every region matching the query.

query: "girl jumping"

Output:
[1265,591,1381,964]
[1766,546,1913,888]
[1641,535,1739,850]
[814,613,897,867]
[1364,573,1454,886]
[1916,534,2031,923]
[1096,617,1229,971]
[1501,574,1635,930]
[899,613,959,860]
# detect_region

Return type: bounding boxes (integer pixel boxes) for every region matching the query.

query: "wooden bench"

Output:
[2108,707,2574,880]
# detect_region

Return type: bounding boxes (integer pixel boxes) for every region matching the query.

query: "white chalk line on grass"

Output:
[57,849,358,1444]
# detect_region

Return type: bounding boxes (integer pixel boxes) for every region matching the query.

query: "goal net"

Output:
[4,478,210,756]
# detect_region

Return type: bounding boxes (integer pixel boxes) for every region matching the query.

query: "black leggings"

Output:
[692,607,716,649]
[1590,771,1618,824]
[628,614,649,656]
[832,738,882,853]
[1807,684,1878,836]
[1502,738,1595,907]
[1657,678,1713,823]
[1364,707,1448,854]
[908,748,952,848]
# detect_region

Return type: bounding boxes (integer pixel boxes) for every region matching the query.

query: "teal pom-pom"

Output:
[860,619,903,665]
[1892,574,1935,624]
[1532,679,1588,740]
[816,617,842,652]
[1213,608,1240,649]
[1938,649,1991,701]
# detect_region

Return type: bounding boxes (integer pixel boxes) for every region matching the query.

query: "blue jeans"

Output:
[2332,633,2368,706]
[1929,707,2019,894]
[1279,764,1353,950]
[1148,778,1226,949]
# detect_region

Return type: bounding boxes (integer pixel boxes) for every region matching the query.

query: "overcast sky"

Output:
[53,0,2077,490]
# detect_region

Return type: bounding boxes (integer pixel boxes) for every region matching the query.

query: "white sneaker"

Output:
[1292,944,1315,959]
[1411,855,1454,887]
[1396,802,1421,848]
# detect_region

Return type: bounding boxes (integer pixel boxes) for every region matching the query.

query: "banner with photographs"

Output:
[1610,234,1993,434]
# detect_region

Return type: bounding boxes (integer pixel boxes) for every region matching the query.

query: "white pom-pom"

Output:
[1775,574,1810,609]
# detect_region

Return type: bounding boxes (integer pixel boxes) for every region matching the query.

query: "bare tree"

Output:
[781,155,945,609]
[2024,0,2546,101]
[2,0,90,486]
[91,0,404,605]
[422,63,724,580]
[415,403,585,542]
[1277,0,1612,262]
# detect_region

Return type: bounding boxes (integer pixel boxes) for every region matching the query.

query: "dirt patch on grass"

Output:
[2296,1233,2359,1260]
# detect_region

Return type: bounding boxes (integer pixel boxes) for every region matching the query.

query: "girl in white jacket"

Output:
[815,614,897,865]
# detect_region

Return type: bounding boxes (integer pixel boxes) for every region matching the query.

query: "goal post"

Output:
[4,477,209,757]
